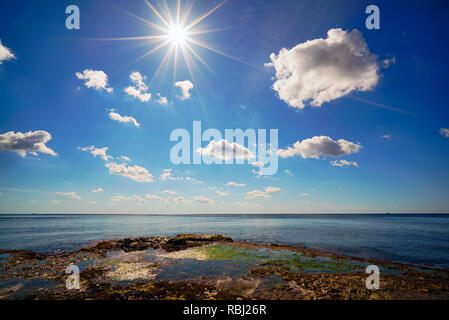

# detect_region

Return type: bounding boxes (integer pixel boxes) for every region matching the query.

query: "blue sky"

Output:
[0,0,448,213]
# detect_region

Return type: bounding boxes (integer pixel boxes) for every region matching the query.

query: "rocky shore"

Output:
[0,234,448,300]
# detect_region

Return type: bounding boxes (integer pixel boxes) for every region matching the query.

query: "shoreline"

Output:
[1,234,449,300]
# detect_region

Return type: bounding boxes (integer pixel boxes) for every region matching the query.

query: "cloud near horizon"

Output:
[266,28,379,109]
[55,192,82,200]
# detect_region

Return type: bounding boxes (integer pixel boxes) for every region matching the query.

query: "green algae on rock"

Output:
[1,234,449,300]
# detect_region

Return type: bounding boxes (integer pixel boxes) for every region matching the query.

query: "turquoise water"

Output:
[0,214,448,268]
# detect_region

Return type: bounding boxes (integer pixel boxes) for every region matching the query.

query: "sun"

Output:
[167,24,187,46]
[93,0,253,101]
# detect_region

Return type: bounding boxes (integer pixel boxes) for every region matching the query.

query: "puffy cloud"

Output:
[79,146,112,161]
[245,186,282,200]
[266,28,379,109]
[175,80,193,100]
[227,181,246,187]
[278,136,361,159]
[75,69,113,92]
[124,71,151,102]
[55,192,82,200]
[105,162,154,182]
[156,93,168,105]
[216,190,229,196]
[299,192,310,197]
[330,159,359,167]
[109,110,140,127]
[0,130,57,158]
[194,195,214,204]
[196,139,255,161]
[0,40,16,64]
[440,128,449,138]
[92,187,104,193]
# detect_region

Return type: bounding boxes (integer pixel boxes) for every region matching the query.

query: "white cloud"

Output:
[109,110,140,127]
[167,196,190,204]
[266,28,379,109]
[251,161,265,168]
[88,201,97,205]
[194,195,214,205]
[156,93,168,105]
[105,162,154,182]
[216,190,229,196]
[92,187,104,193]
[330,159,359,167]
[299,192,310,197]
[56,192,82,200]
[145,193,167,203]
[132,194,146,204]
[79,146,112,161]
[227,181,246,187]
[161,190,176,195]
[124,71,151,102]
[159,168,202,183]
[284,169,293,175]
[196,139,255,161]
[108,194,132,205]
[0,130,57,158]
[264,186,282,193]
[51,200,62,204]
[278,136,361,159]
[175,80,193,100]
[246,186,282,200]
[440,128,449,138]
[0,40,16,64]
[246,190,271,200]
[382,134,392,141]
[160,168,175,181]
[116,155,131,162]
[75,69,113,93]
[382,57,396,68]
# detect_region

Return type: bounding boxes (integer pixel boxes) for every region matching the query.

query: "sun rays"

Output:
[96,0,252,88]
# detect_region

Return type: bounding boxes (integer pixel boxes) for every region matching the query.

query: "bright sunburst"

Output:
[96,0,251,89]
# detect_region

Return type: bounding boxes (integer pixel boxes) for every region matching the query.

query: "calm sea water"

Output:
[0,214,448,268]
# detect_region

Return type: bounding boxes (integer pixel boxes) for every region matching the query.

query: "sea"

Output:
[0,214,448,268]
